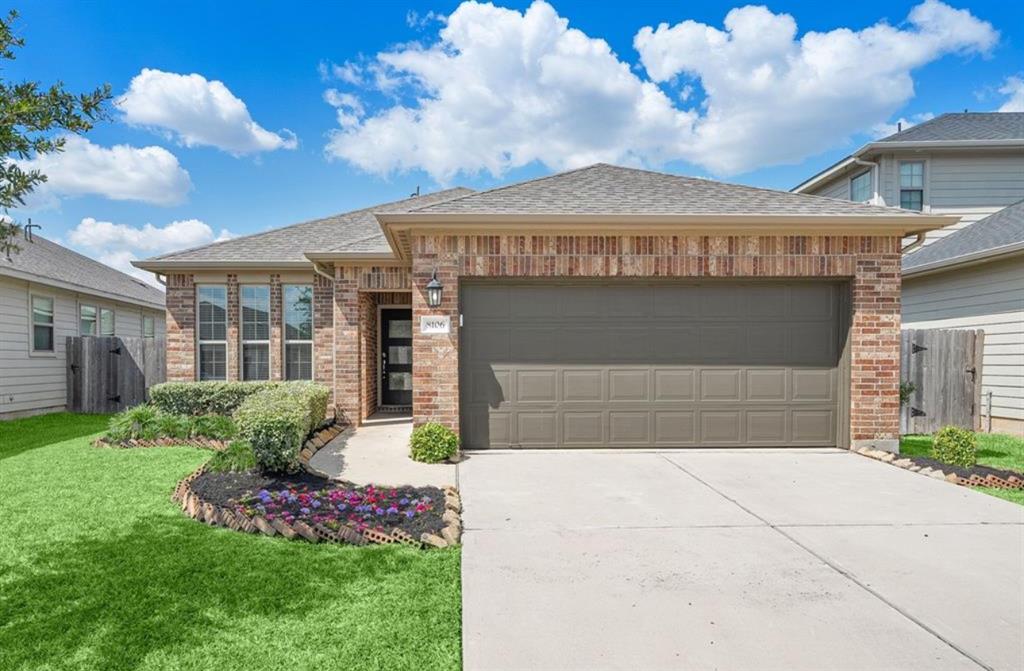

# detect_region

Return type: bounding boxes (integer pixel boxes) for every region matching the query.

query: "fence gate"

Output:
[900,329,984,434]
[66,336,166,414]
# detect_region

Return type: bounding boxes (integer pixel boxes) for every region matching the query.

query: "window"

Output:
[31,295,54,352]
[80,304,97,336]
[284,284,313,380]
[142,315,155,338]
[197,285,228,380]
[850,170,871,203]
[899,161,924,211]
[100,308,115,336]
[241,285,270,380]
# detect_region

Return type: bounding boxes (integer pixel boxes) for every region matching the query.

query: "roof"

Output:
[903,200,1024,275]
[793,112,1024,193]
[0,234,165,309]
[141,188,473,265]
[876,113,1024,144]
[408,163,921,217]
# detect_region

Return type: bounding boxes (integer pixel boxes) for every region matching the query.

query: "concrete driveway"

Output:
[458,449,1024,671]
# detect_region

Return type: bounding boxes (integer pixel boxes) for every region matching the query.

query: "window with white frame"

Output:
[197,285,228,380]
[284,284,313,380]
[142,314,155,338]
[899,161,924,211]
[99,308,115,336]
[80,304,97,336]
[241,285,270,380]
[31,295,54,352]
[850,170,871,203]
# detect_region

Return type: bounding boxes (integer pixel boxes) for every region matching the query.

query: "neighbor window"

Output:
[850,170,871,203]
[284,284,313,380]
[241,285,270,380]
[197,285,227,381]
[31,295,54,352]
[99,308,115,336]
[142,315,155,338]
[80,304,97,336]
[899,161,924,211]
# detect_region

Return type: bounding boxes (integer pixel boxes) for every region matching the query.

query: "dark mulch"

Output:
[191,470,447,537]
[901,454,1023,483]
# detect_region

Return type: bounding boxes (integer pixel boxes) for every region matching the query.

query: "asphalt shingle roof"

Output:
[903,200,1024,272]
[410,163,918,217]
[1,234,165,308]
[875,112,1024,143]
[146,188,473,263]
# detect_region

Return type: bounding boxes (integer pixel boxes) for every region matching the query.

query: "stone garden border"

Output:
[172,464,463,549]
[855,446,1024,490]
[94,437,229,450]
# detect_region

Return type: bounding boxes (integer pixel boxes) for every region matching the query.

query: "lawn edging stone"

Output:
[855,446,1024,490]
[94,436,230,450]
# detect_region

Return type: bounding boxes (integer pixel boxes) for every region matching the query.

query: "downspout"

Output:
[154,273,167,287]
[852,157,880,205]
[311,261,334,283]
[901,232,927,254]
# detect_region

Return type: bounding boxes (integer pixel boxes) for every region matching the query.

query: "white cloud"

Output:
[324,0,998,179]
[68,217,235,287]
[16,135,192,208]
[320,60,364,85]
[116,69,298,155]
[997,76,1024,112]
[871,112,936,138]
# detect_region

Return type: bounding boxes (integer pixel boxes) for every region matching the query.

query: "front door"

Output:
[381,308,413,407]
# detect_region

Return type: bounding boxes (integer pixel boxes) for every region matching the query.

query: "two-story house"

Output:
[794,112,1024,435]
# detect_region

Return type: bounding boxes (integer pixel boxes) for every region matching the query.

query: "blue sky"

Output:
[7,0,1023,284]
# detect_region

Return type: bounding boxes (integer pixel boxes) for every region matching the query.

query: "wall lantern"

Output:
[425,270,444,308]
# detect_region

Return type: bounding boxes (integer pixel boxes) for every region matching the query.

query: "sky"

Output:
[6,0,1023,286]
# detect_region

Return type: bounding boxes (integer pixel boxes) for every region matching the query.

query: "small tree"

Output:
[0,9,111,258]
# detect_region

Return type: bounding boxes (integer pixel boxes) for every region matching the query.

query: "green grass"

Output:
[900,432,1024,506]
[0,413,461,671]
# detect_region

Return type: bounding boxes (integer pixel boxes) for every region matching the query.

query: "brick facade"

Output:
[269,274,283,380]
[226,275,240,381]
[313,274,335,405]
[333,266,361,425]
[166,273,195,382]
[410,234,903,447]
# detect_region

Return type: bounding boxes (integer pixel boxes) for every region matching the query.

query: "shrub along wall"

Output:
[149,381,283,416]
[234,382,331,472]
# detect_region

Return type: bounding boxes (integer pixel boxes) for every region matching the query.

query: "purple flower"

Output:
[386,506,398,515]
[405,510,415,518]
[375,507,384,515]
[337,504,347,511]
[311,500,321,508]
[300,507,311,515]
[399,498,409,505]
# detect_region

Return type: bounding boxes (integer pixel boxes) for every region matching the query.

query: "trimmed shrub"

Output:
[156,412,192,440]
[409,423,459,463]
[205,440,257,473]
[931,426,977,468]
[233,382,331,472]
[106,405,163,442]
[190,413,238,440]
[149,381,281,416]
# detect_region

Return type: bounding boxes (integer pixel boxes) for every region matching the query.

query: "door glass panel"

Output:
[388,372,412,390]
[388,345,412,364]
[388,320,412,338]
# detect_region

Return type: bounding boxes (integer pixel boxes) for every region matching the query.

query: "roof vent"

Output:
[410,186,420,197]
[23,220,40,242]
[897,122,902,132]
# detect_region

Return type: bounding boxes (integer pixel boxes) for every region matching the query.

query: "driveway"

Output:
[458,449,1024,671]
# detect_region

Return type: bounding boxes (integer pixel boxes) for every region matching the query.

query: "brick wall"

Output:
[359,292,377,420]
[270,274,283,380]
[166,273,195,382]
[333,266,361,424]
[313,274,335,411]
[226,274,239,380]
[410,233,902,447]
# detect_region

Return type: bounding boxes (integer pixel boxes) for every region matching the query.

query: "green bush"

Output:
[106,405,163,442]
[189,413,238,440]
[205,440,257,473]
[409,423,459,463]
[931,425,977,468]
[149,381,281,416]
[233,382,331,473]
[156,412,192,439]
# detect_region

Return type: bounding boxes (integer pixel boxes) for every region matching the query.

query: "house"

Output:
[0,231,166,419]
[134,163,953,451]
[793,113,1024,436]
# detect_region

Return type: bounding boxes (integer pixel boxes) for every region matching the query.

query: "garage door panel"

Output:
[460,282,843,449]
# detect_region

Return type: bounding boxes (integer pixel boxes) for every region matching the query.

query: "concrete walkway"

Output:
[459,449,1024,671]
[308,416,456,488]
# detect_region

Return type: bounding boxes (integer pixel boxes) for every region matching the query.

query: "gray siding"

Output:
[902,256,1024,426]
[0,275,165,418]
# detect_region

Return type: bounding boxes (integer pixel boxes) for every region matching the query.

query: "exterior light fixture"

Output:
[425,269,443,308]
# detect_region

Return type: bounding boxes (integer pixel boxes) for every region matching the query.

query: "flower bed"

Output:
[856,446,1024,490]
[174,466,462,548]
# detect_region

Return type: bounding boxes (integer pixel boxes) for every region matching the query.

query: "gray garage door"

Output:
[459,281,845,449]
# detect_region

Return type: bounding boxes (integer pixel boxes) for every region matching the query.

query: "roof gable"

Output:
[903,200,1024,274]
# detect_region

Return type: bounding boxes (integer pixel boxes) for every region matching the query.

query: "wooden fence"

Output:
[66,336,166,414]
[900,328,984,434]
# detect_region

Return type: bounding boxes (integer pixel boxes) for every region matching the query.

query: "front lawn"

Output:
[900,432,1024,506]
[0,413,461,671]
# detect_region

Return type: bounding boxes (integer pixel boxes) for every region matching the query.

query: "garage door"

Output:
[459,281,845,449]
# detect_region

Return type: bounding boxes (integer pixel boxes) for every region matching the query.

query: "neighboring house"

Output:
[902,201,1024,436]
[0,232,166,419]
[794,112,1024,436]
[135,163,953,452]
